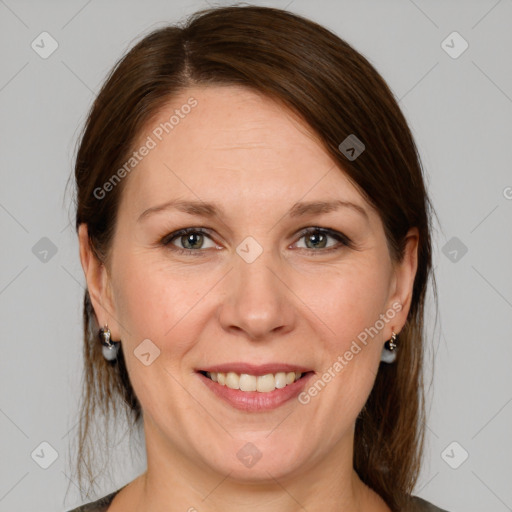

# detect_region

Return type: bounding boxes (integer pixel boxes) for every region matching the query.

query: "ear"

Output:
[78,223,119,339]
[384,227,419,337]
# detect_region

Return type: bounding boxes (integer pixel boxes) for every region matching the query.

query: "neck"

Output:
[128,417,389,512]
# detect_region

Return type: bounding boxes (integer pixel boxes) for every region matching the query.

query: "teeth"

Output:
[225,372,239,390]
[239,373,257,392]
[205,371,303,392]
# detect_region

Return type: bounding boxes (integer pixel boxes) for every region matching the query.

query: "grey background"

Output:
[1,0,511,511]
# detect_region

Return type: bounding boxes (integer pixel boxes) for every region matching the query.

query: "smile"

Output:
[201,370,303,392]
[196,363,315,412]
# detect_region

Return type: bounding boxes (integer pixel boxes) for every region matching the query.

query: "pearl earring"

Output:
[99,323,120,361]
[381,331,398,364]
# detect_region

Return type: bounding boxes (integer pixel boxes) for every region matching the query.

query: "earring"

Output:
[99,323,120,361]
[381,331,398,364]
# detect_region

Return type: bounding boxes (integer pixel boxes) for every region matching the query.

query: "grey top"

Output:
[66,489,450,512]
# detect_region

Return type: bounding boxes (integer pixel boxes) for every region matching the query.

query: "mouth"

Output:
[195,364,315,412]
[198,370,310,393]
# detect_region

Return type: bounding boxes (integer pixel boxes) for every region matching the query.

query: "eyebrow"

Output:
[137,199,369,223]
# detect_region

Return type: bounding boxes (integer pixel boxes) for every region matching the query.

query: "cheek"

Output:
[320,264,390,402]
[112,253,196,347]
[112,257,204,405]
[312,262,391,347]
[306,275,388,429]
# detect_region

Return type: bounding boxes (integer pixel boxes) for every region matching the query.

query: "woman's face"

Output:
[80,85,418,483]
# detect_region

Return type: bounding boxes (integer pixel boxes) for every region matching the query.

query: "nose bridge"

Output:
[219,240,295,339]
[236,242,279,294]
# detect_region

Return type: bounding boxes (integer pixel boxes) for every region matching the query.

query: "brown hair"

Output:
[70,5,438,510]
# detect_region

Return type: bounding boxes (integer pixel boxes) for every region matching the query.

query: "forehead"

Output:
[119,85,373,221]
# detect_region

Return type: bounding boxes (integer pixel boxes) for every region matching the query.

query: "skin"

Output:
[79,85,418,512]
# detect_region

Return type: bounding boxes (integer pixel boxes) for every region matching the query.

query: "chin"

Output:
[200,436,309,483]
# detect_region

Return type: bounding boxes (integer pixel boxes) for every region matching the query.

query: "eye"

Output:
[160,226,352,256]
[161,228,217,255]
[293,227,352,254]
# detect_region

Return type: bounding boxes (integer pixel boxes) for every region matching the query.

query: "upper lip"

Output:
[197,362,313,376]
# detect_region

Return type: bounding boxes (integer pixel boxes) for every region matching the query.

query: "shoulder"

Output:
[409,495,451,512]
[65,488,122,512]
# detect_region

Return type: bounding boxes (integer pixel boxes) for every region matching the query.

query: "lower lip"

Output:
[198,372,315,412]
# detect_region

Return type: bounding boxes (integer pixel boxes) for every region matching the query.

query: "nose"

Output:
[217,248,297,341]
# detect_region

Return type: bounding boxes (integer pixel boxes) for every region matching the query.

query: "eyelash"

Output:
[159,227,353,256]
